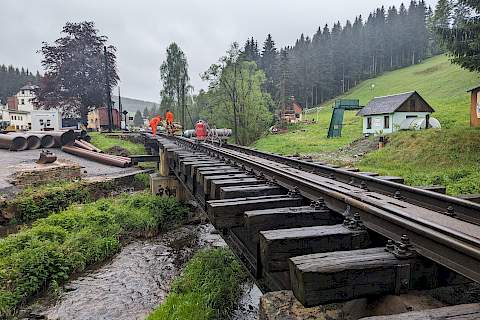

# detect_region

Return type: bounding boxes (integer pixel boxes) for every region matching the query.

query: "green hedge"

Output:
[147,248,247,320]
[0,193,187,318]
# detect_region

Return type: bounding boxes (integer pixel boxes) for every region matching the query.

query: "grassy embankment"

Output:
[89,132,145,155]
[147,248,247,320]
[253,55,480,195]
[0,193,188,318]
[1,173,150,226]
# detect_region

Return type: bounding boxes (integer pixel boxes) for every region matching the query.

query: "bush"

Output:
[147,248,247,320]
[0,193,188,318]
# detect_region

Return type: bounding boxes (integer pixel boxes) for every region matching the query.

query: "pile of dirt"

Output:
[105,146,131,157]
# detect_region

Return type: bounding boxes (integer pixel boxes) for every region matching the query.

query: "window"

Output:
[21,90,24,95]
[20,99,24,105]
[128,117,134,121]
[40,119,44,125]
[406,115,417,119]
[46,119,51,126]
[384,115,390,129]
[366,117,372,129]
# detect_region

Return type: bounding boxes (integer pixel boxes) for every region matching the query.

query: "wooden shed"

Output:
[467,86,480,128]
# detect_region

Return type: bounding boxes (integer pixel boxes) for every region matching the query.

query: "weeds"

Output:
[147,248,247,320]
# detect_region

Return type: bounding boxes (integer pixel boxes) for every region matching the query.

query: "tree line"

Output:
[0,65,40,104]
[240,0,448,110]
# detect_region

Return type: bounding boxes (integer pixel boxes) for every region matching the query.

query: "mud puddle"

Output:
[26,223,260,320]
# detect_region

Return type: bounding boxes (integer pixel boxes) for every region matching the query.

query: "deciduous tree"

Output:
[37,21,119,124]
[160,43,190,129]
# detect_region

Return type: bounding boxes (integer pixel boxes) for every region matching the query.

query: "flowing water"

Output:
[29,224,259,320]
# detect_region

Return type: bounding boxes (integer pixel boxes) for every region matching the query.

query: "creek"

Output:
[29,224,259,320]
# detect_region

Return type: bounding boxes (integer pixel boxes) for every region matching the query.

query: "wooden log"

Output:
[210,177,265,199]
[203,173,251,195]
[289,247,466,307]
[359,303,480,320]
[220,185,285,199]
[207,195,303,229]
[260,225,370,273]
[188,167,241,193]
[417,185,446,194]
[245,206,343,244]
[377,176,405,184]
[180,160,220,177]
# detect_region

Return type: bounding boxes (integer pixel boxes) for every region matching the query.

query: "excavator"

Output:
[0,120,16,133]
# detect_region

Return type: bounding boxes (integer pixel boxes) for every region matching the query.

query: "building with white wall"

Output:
[31,110,62,131]
[357,91,439,135]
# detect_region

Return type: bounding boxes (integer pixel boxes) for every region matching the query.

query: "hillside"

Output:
[254,55,479,155]
[112,96,159,114]
[253,55,480,195]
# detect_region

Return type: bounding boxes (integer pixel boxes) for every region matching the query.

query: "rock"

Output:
[259,290,446,320]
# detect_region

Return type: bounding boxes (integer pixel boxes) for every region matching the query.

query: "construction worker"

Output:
[165,109,174,134]
[149,115,162,136]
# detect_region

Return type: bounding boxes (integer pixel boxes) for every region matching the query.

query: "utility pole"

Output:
[104,46,113,132]
[118,86,123,129]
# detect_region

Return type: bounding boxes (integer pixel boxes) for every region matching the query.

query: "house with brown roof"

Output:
[280,96,303,123]
[357,91,439,135]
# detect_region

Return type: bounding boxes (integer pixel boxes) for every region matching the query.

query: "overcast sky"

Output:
[1,0,436,102]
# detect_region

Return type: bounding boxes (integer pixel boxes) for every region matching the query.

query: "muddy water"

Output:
[39,224,260,320]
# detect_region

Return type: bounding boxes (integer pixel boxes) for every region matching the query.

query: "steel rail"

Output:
[166,136,480,283]
[215,142,480,225]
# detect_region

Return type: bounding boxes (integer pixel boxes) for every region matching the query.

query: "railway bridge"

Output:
[145,134,480,319]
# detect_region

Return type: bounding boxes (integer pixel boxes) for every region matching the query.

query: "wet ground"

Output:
[28,224,260,320]
[0,148,141,191]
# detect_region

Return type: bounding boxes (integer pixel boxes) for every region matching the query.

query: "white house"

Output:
[31,110,62,131]
[0,104,30,130]
[357,91,439,136]
[16,84,38,113]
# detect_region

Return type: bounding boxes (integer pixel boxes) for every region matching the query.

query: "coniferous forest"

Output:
[0,65,40,104]
[241,0,447,109]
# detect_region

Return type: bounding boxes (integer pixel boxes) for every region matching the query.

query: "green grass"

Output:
[147,248,247,320]
[2,173,150,225]
[358,128,480,195]
[253,55,480,155]
[0,193,188,318]
[89,132,145,155]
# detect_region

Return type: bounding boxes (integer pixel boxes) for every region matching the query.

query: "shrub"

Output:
[0,193,188,318]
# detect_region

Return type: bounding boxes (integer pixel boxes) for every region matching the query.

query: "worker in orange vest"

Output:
[149,115,162,135]
[165,109,174,134]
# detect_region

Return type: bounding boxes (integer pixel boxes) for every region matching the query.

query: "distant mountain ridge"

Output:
[112,95,159,114]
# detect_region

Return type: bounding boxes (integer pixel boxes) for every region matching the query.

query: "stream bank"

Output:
[24,224,260,320]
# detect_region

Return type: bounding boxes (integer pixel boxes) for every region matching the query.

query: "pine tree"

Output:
[260,34,278,101]
[436,0,480,73]
[133,110,144,127]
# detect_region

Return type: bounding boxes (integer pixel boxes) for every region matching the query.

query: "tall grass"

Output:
[359,128,480,195]
[147,248,247,320]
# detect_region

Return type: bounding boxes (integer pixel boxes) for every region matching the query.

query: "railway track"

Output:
[147,134,480,319]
